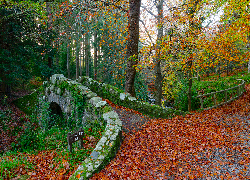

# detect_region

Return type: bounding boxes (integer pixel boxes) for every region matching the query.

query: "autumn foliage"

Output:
[90,84,250,179]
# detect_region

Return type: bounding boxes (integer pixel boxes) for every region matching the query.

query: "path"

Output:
[91,84,250,179]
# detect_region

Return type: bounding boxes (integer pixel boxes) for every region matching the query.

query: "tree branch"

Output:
[141,5,157,18]
[139,19,155,46]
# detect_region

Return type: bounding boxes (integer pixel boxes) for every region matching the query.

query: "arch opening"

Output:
[48,102,65,129]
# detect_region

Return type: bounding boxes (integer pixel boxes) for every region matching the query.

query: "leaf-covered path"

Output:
[91,84,250,179]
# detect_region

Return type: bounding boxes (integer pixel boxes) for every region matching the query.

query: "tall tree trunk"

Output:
[55,14,59,69]
[85,32,89,77]
[97,41,101,80]
[125,0,141,97]
[154,0,164,106]
[94,31,98,80]
[67,38,70,79]
[75,24,80,79]
[248,35,250,73]
[187,59,193,111]
[88,32,92,77]
[187,0,201,111]
[81,34,85,76]
[79,40,82,77]
[75,42,79,79]
[46,2,53,68]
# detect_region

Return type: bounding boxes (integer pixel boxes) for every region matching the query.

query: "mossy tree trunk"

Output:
[125,0,141,97]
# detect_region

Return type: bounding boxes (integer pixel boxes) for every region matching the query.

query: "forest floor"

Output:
[1,83,249,179]
[91,84,250,179]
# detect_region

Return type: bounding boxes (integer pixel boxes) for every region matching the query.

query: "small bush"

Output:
[174,79,200,111]
[28,76,43,89]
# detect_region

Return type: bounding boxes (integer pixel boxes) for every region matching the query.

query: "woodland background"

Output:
[0,0,249,111]
[0,0,250,179]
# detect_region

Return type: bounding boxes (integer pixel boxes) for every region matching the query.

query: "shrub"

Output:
[174,79,200,111]
[28,76,43,89]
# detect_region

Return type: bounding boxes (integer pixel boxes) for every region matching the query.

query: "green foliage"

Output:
[135,72,148,102]
[13,91,39,115]
[11,119,40,152]
[174,79,200,111]
[102,106,112,114]
[0,108,12,133]
[189,69,250,109]
[27,76,43,90]
[0,1,48,90]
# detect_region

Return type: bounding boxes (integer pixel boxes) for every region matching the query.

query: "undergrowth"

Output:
[0,92,106,180]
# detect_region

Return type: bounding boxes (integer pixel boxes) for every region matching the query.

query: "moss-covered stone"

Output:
[102,106,112,114]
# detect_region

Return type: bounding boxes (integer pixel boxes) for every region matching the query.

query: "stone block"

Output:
[51,74,65,84]
[57,88,61,95]
[89,97,102,106]
[119,92,131,100]
[90,151,99,160]
[95,101,107,108]
[66,105,71,114]
[50,85,55,91]
[86,92,97,99]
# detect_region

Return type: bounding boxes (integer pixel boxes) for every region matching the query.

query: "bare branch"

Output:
[141,5,157,18]
[139,19,155,46]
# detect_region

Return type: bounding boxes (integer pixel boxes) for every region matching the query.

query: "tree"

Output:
[185,0,202,111]
[205,0,249,72]
[125,0,141,97]
[154,0,164,106]
[0,0,46,94]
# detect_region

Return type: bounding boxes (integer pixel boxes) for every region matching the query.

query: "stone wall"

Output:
[38,74,123,180]
[78,75,186,119]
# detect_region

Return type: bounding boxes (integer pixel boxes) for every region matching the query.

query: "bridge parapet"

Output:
[38,74,123,180]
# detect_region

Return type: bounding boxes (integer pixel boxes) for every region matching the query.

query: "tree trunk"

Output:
[125,0,141,97]
[187,60,193,111]
[85,32,89,77]
[248,35,250,73]
[75,42,79,79]
[97,41,101,79]
[154,0,164,106]
[79,40,82,77]
[81,34,85,76]
[186,0,201,111]
[46,2,53,68]
[94,31,98,80]
[55,17,59,68]
[67,38,70,79]
[75,24,80,79]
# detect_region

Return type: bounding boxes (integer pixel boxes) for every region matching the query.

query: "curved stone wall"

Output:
[38,74,123,180]
[78,76,186,119]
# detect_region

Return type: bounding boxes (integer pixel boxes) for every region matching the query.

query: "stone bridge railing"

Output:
[38,74,123,180]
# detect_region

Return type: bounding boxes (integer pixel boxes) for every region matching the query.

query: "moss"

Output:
[101,106,112,114]
[18,175,30,180]
[13,91,39,115]
[68,173,79,180]
[90,129,122,179]
[58,81,69,94]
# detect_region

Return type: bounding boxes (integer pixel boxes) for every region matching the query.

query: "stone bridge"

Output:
[38,74,185,179]
[38,74,123,180]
